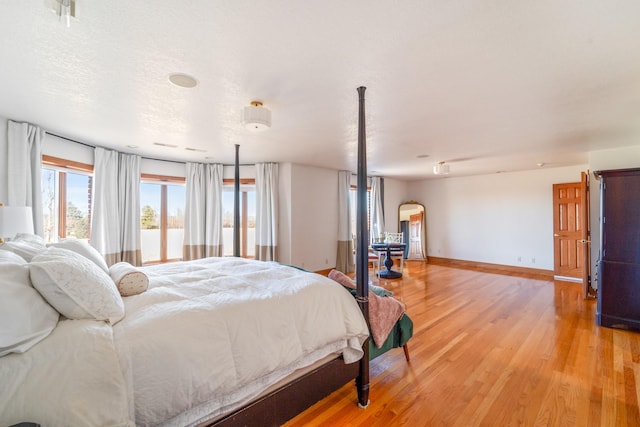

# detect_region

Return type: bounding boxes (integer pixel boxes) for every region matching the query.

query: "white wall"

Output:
[0,116,7,203]
[588,145,640,289]
[408,165,588,270]
[277,163,293,265]
[287,164,339,271]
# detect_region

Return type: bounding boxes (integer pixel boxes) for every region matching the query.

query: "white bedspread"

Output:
[115,257,369,426]
[0,319,133,427]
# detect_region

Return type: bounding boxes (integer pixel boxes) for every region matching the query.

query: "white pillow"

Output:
[0,240,46,262]
[13,233,47,246]
[48,239,109,273]
[30,248,124,325]
[109,262,149,297]
[0,262,59,356]
[0,249,27,265]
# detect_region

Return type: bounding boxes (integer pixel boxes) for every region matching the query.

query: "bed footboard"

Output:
[208,356,360,427]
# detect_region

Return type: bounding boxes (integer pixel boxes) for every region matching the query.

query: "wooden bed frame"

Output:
[208,87,371,426]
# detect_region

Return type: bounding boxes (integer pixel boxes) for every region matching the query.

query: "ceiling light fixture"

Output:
[433,161,450,175]
[241,101,271,131]
[169,73,198,88]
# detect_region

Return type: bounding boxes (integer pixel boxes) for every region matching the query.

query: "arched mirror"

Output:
[398,200,427,260]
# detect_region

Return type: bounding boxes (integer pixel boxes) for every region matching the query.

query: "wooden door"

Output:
[553,178,588,285]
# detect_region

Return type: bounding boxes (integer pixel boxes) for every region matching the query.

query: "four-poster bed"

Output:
[0,88,375,427]
[209,86,372,426]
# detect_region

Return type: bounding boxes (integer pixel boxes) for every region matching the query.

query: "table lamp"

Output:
[0,204,34,244]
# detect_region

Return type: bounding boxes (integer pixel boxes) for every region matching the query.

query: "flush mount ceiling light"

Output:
[241,101,271,131]
[169,73,198,88]
[433,161,450,175]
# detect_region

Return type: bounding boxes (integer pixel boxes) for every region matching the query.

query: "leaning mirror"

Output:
[398,200,427,260]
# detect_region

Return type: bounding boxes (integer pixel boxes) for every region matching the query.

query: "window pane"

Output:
[166,184,185,260]
[222,186,256,258]
[222,190,235,256]
[41,168,59,243]
[246,190,256,258]
[140,183,161,263]
[65,172,91,241]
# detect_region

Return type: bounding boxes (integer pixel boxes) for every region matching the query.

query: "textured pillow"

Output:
[0,240,46,262]
[13,233,47,246]
[109,262,149,296]
[0,262,59,356]
[0,249,27,265]
[30,248,124,325]
[48,239,109,273]
[327,269,393,297]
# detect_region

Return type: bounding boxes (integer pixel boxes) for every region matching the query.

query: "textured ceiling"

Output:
[1,1,640,180]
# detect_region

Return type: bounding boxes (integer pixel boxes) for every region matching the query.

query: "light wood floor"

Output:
[285,261,640,426]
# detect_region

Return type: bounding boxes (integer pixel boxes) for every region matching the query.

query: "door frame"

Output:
[552,172,591,298]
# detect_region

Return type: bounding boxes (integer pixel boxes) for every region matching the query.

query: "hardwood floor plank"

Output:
[285,261,640,426]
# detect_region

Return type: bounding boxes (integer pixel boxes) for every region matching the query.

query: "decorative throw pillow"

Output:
[0,249,28,265]
[109,262,149,296]
[0,240,46,262]
[327,269,393,297]
[0,262,59,356]
[30,248,124,325]
[48,238,109,273]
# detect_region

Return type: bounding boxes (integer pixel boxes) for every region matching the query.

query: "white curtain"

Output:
[118,153,141,265]
[7,120,44,236]
[336,171,354,273]
[370,176,385,243]
[255,163,278,261]
[92,147,142,266]
[183,162,223,260]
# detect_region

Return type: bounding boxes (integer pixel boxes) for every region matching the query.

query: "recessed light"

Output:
[416,154,430,159]
[169,73,198,88]
[185,147,207,152]
[126,145,139,149]
[537,163,545,167]
[153,142,178,148]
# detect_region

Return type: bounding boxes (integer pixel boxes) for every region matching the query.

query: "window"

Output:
[222,180,256,258]
[140,176,185,264]
[41,156,93,243]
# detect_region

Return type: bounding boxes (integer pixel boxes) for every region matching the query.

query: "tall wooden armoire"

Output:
[595,168,640,330]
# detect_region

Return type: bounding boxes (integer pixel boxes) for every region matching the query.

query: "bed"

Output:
[0,86,390,427]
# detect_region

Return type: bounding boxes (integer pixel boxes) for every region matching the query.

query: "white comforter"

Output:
[0,258,368,427]
[116,257,369,426]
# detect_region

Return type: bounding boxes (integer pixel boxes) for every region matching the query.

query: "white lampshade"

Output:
[0,206,34,239]
[241,101,271,131]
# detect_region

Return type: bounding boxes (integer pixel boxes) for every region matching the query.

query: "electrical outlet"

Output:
[531,257,536,264]
[517,256,521,262]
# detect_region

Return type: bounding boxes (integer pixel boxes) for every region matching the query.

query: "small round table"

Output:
[371,242,406,279]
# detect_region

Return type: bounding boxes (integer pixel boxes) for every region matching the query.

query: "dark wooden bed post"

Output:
[355,86,370,408]
[233,144,240,257]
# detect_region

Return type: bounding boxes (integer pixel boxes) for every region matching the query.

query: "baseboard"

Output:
[427,256,553,280]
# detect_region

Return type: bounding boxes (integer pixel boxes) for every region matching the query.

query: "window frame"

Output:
[223,178,255,258]
[140,174,185,265]
[41,155,94,242]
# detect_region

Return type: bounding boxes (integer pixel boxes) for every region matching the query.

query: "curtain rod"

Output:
[45,131,255,167]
